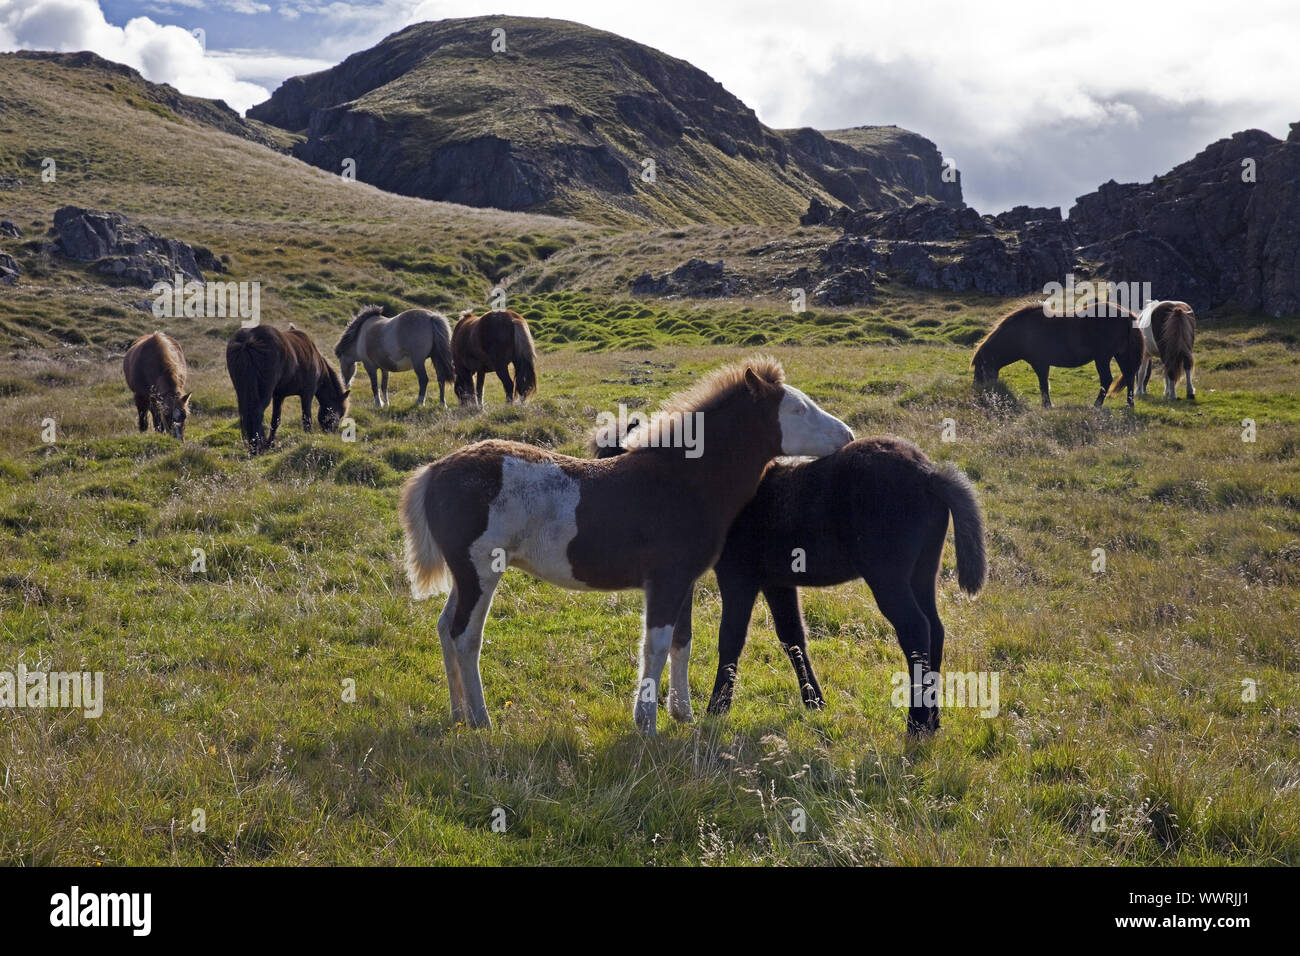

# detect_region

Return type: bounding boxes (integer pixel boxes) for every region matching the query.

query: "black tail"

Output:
[1108,326,1146,397]
[512,319,537,401]
[928,465,987,595]
[225,331,277,452]
[429,315,454,386]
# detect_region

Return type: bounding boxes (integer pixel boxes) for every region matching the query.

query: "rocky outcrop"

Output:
[0,252,20,286]
[248,16,962,224]
[49,206,223,287]
[0,221,21,238]
[630,258,750,298]
[1069,126,1300,315]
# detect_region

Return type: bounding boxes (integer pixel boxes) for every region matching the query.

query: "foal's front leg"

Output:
[365,364,382,408]
[300,392,313,432]
[636,575,693,735]
[269,394,284,445]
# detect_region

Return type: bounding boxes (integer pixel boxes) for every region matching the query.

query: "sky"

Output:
[2,0,1297,213]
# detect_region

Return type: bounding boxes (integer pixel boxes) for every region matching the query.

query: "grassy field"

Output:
[1,295,1298,865]
[1,51,1298,865]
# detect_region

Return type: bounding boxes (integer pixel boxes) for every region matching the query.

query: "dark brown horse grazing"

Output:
[1137,300,1196,399]
[225,323,350,454]
[972,303,1144,407]
[123,331,191,439]
[451,309,537,406]
[595,434,986,734]
[399,358,854,735]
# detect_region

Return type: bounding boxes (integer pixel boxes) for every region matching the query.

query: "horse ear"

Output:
[743,366,771,395]
[181,392,192,405]
[342,388,351,399]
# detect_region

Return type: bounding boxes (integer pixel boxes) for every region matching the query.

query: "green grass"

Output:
[1,50,1297,866]
[1,317,1298,865]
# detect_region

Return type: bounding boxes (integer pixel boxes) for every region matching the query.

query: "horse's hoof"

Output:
[804,696,827,710]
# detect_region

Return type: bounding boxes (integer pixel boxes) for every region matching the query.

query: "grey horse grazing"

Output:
[334,305,455,407]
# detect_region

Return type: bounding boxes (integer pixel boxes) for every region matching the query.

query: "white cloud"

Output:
[0,0,269,113]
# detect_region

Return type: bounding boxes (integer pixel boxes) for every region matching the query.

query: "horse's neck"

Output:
[677,400,776,515]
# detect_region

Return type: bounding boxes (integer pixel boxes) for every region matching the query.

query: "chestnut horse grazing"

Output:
[400,358,853,734]
[1136,300,1196,399]
[972,303,1144,407]
[123,331,191,439]
[225,324,350,454]
[451,309,537,406]
[595,434,985,734]
[334,305,454,408]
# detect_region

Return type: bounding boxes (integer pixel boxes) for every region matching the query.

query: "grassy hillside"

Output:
[248,17,956,226]
[1,54,1299,866]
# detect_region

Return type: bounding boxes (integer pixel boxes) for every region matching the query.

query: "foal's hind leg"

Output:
[446,564,501,729]
[764,585,825,709]
[475,371,486,406]
[1184,363,1195,400]
[667,584,695,723]
[436,591,469,723]
[869,578,936,734]
[1093,358,1113,407]
[380,369,390,407]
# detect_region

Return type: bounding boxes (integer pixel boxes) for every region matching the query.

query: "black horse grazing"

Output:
[451,309,537,406]
[595,435,986,734]
[972,303,1144,407]
[225,323,350,453]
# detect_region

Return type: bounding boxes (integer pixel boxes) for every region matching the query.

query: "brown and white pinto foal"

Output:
[400,358,853,734]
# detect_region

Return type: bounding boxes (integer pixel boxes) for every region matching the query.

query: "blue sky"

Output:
[3,0,1298,213]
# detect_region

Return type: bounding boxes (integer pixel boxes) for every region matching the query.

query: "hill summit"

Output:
[248,16,962,225]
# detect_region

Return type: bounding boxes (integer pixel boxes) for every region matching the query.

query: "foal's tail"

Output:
[511,318,537,401]
[399,463,453,599]
[1158,307,1195,384]
[428,314,455,385]
[929,465,987,595]
[1107,326,1147,397]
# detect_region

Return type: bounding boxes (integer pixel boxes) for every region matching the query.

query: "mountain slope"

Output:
[249,16,960,225]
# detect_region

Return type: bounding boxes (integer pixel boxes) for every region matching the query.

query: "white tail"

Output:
[399,464,452,599]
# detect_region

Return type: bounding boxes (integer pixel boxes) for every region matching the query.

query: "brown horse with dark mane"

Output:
[399,358,853,735]
[225,323,350,453]
[594,432,986,734]
[124,331,191,439]
[972,302,1144,407]
[451,309,537,406]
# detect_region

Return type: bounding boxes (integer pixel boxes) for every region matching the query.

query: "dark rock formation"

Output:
[0,221,22,238]
[991,205,1062,230]
[813,268,875,306]
[1069,128,1300,315]
[49,206,223,287]
[0,251,21,285]
[841,201,989,242]
[630,258,749,298]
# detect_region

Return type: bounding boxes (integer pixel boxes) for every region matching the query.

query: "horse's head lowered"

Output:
[158,390,192,440]
[317,369,350,432]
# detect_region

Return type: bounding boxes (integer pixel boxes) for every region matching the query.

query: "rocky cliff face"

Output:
[1068,126,1300,316]
[248,16,961,225]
